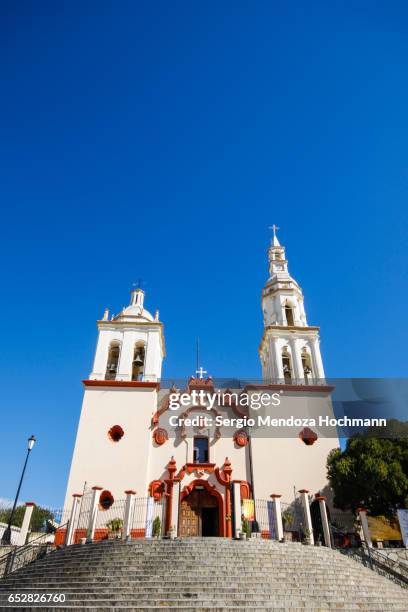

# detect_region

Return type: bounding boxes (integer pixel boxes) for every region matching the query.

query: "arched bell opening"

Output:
[105,342,121,380]
[131,341,145,381]
[301,348,313,385]
[282,347,293,384]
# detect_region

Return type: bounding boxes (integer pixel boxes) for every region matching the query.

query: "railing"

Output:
[281,500,305,541]
[251,499,305,540]
[341,543,408,589]
[130,497,166,537]
[159,378,329,389]
[0,523,68,579]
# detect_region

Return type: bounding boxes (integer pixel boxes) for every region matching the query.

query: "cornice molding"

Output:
[83,379,160,389]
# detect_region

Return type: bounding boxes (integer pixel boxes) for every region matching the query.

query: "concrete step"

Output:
[1,538,407,611]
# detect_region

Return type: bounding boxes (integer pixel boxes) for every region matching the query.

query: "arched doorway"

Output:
[179,481,223,537]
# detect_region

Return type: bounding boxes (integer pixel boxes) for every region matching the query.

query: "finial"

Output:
[268,224,280,246]
[195,366,207,379]
[132,278,144,291]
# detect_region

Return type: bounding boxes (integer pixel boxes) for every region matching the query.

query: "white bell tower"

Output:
[90,286,164,382]
[259,227,325,384]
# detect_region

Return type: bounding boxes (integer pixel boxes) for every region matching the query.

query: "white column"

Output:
[232,482,242,537]
[145,496,154,538]
[171,481,181,535]
[317,496,331,548]
[87,486,102,542]
[116,332,133,381]
[358,508,372,547]
[270,494,284,541]
[123,490,136,540]
[298,489,314,545]
[18,503,35,546]
[310,337,325,380]
[290,338,304,384]
[65,494,82,546]
[270,337,284,382]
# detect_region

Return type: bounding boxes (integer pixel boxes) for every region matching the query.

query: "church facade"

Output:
[64,232,339,538]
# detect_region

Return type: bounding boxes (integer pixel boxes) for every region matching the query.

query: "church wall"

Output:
[249,392,339,504]
[63,386,156,510]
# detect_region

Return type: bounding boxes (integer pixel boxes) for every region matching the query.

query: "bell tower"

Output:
[90,287,164,382]
[64,286,165,511]
[259,227,325,383]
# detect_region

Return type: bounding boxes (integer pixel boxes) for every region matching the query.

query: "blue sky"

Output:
[1,1,407,507]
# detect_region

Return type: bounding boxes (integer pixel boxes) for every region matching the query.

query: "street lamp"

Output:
[1,435,36,545]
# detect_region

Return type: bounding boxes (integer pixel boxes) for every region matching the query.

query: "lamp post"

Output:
[1,435,36,545]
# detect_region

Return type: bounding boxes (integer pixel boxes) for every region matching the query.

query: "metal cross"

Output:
[269,224,280,239]
[195,366,207,379]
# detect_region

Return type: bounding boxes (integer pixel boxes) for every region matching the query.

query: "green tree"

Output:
[0,506,55,532]
[327,430,408,516]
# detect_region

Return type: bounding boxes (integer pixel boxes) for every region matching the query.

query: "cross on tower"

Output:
[269,224,280,239]
[195,366,207,379]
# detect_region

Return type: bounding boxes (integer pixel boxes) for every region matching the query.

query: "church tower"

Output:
[63,288,165,510]
[259,228,325,384]
[90,286,164,382]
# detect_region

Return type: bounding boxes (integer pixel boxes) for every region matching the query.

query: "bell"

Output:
[133,353,144,367]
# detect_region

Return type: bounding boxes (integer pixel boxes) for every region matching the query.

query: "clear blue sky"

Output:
[1,1,407,507]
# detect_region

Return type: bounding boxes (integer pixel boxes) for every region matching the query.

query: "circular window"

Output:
[108,425,124,442]
[299,427,318,446]
[99,490,114,510]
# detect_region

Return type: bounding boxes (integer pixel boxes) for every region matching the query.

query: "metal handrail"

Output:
[0,522,68,579]
[342,543,408,588]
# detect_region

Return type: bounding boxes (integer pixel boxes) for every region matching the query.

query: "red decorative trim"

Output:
[188,377,215,392]
[25,502,36,507]
[124,489,136,495]
[92,486,103,491]
[233,430,248,447]
[72,494,83,498]
[167,456,177,478]
[232,480,251,500]
[99,490,114,510]
[54,529,66,545]
[315,495,326,502]
[214,458,232,537]
[270,494,282,499]
[153,427,168,445]
[83,379,160,389]
[165,457,177,533]
[180,479,225,537]
[184,462,215,474]
[148,480,165,501]
[108,424,125,442]
[299,427,318,446]
[298,489,309,494]
[357,507,366,513]
[73,529,86,544]
[215,458,232,487]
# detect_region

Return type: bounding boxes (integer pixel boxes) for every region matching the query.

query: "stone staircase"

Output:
[1,537,408,611]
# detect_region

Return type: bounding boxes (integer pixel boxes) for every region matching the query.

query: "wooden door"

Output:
[179,490,200,536]
[179,489,219,537]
